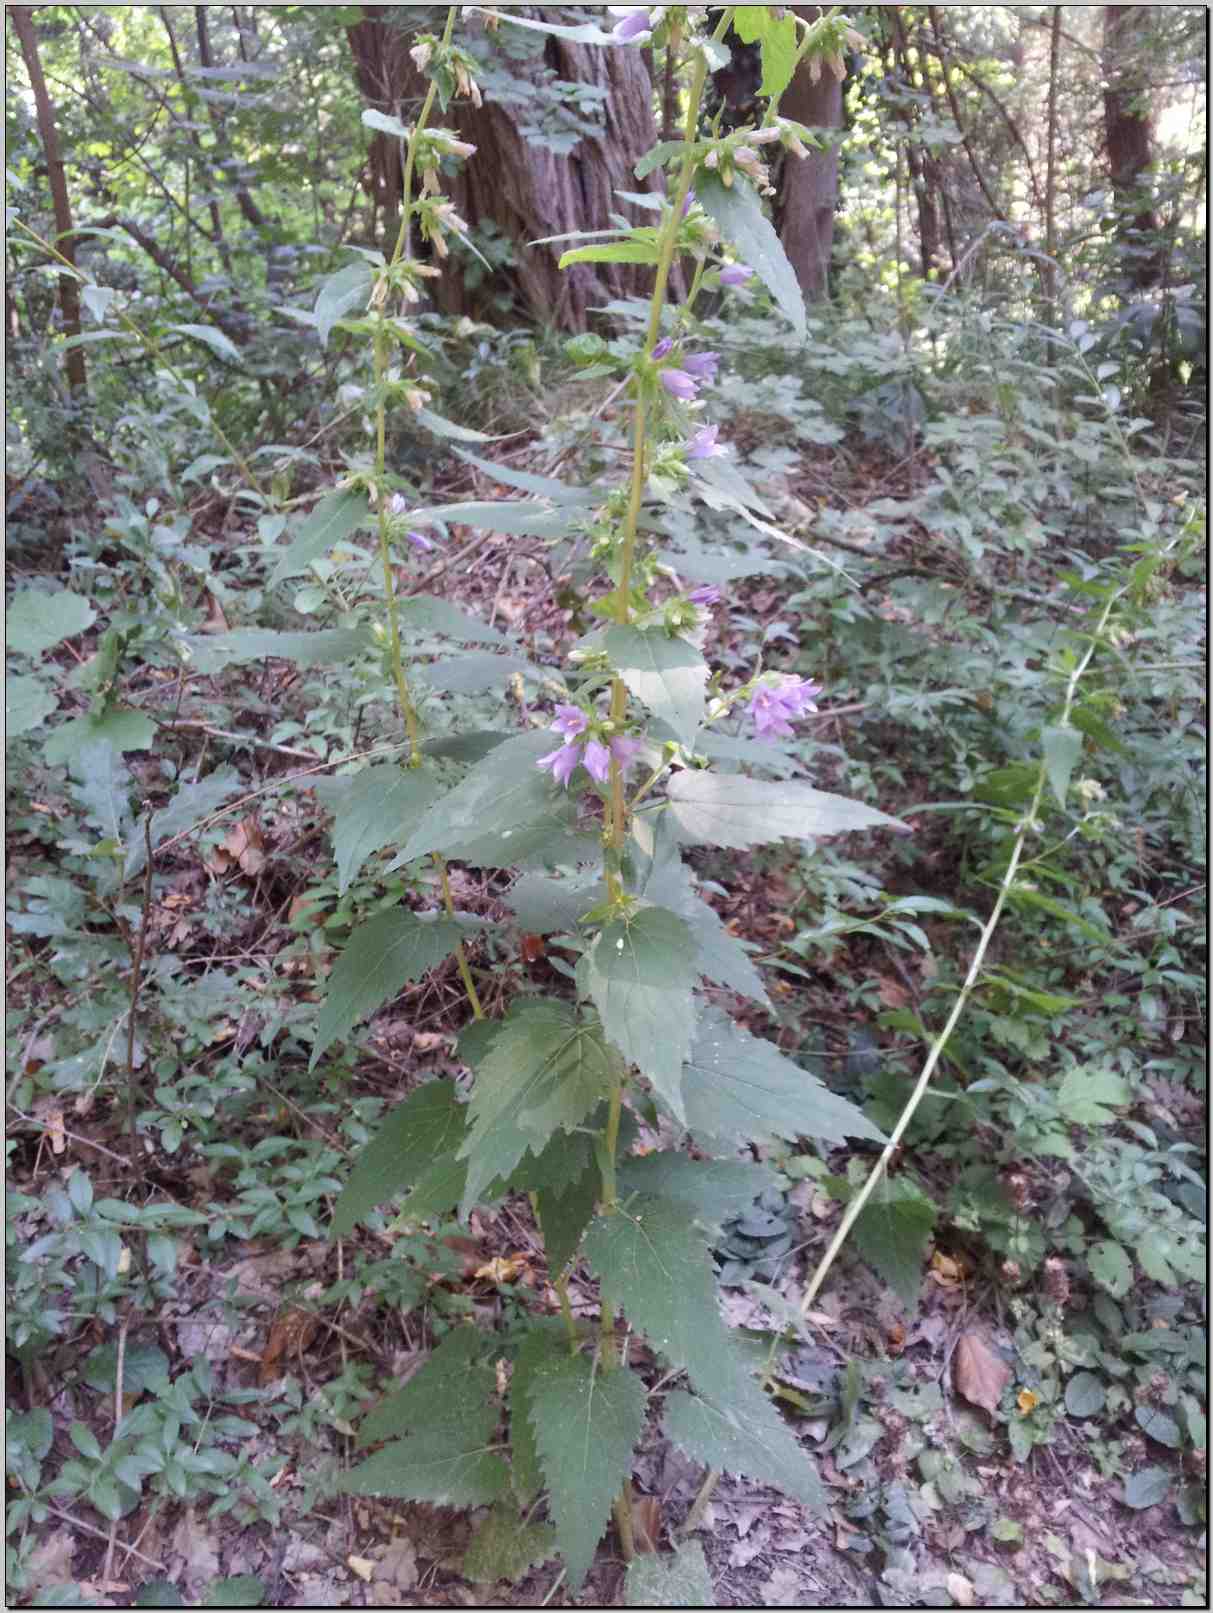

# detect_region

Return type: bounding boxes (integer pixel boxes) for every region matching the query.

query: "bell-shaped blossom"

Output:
[688,584,722,607]
[686,424,726,460]
[660,368,699,401]
[610,7,653,43]
[537,743,582,786]
[748,675,823,739]
[407,530,435,553]
[582,738,612,783]
[609,735,644,770]
[550,704,589,741]
[719,262,754,286]
[651,336,674,360]
[682,350,720,383]
[681,188,696,219]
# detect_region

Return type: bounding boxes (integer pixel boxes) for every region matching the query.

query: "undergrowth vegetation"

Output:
[5,5,1207,1609]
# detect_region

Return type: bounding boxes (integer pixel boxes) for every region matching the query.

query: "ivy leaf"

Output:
[582,1197,740,1403]
[695,173,805,341]
[662,1385,824,1509]
[331,1081,467,1238]
[1042,723,1083,807]
[311,911,471,1068]
[396,730,562,866]
[605,626,707,747]
[270,489,373,583]
[684,1007,885,1149]
[851,1176,937,1310]
[625,1542,715,1607]
[462,1506,557,1585]
[317,765,444,895]
[459,1001,612,1211]
[528,1352,648,1591]
[6,588,96,656]
[583,908,699,1119]
[666,771,907,849]
[5,673,57,736]
[616,1155,779,1235]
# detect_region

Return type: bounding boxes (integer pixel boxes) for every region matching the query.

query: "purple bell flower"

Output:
[407,530,435,553]
[582,738,612,783]
[719,262,754,286]
[609,735,644,770]
[686,424,726,460]
[550,704,589,741]
[612,8,653,43]
[651,336,674,360]
[682,350,720,383]
[660,368,699,401]
[681,188,696,218]
[537,744,582,786]
[748,676,823,739]
[688,584,722,607]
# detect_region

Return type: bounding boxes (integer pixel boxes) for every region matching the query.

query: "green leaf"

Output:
[415,406,512,443]
[270,489,374,583]
[559,240,661,269]
[635,139,690,181]
[43,708,155,764]
[340,1433,509,1508]
[582,1197,739,1403]
[361,108,409,138]
[5,673,57,736]
[757,11,798,99]
[318,765,444,895]
[331,1081,467,1237]
[124,767,241,878]
[666,771,907,849]
[851,1176,937,1310]
[1122,1465,1172,1509]
[167,323,242,364]
[452,448,595,506]
[462,1506,557,1585]
[311,911,471,1067]
[1041,723,1083,808]
[419,654,538,694]
[396,730,564,865]
[405,500,575,539]
[1056,1064,1130,1126]
[202,1577,265,1608]
[684,1007,885,1149]
[509,1322,566,1505]
[625,1541,715,1607]
[483,8,616,45]
[84,1341,169,1395]
[459,1000,613,1211]
[357,1329,494,1448]
[662,1386,824,1509]
[583,908,699,1119]
[73,739,131,842]
[695,173,805,340]
[1007,885,1110,943]
[606,626,707,747]
[616,1155,779,1234]
[135,1583,185,1608]
[528,1351,648,1591]
[314,261,375,349]
[398,595,508,646]
[537,1160,600,1276]
[506,868,605,934]
[1087,1239,1132,1298]
[179,627,372,674]
[1064,1372,1106,1418]
[1135,1406,1182,1448]
[6,588,96,656]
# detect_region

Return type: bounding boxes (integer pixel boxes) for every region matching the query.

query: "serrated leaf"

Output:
[462,1505,557,1585]
[1135,1406,1182,1450]
[616,1155,778,1234]
[125,767,241,878]
[6,588,96,656]
[73,739,131,842]
[606,626,707,747]
[311,911,470,1067]
[851,1176,937,1309]
[506,868,605,934]
[397,730,566,866]
[662,1385,823,1509]
[684,1007,885,1149]
[1041,723,1083,808]
[626,1541,714,1607]
[318,765,443,895]
[583,1197,739,1403]
[414,406,510,442]
[5,673,57,735]
[398,595,508,646]
[528,1352,648,1591]
[1065,1372,1105,1418]
[1122,1465,1172,1509]
[332,1081,467,1237]
[1056,1064,1130,1126]
[357,1329,493,1447]
[584,908,698,1119]
[509,1322,567,1504]
[270,489,373,583]
[537,1159,600,1276]
[483,8,616,45]
[168,322,242,364]
[757,10,798,99]
[459,1000,612,1211]
[634,139,689,181]
[666,771,906,849]
[695,173,805,340]
[340,1432,509,1507]
[179,627,372,674]
[43,707,155,765]
[1087,1239,1132,1298]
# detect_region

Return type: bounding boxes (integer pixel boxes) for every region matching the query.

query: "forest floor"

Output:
[7,432,1207,1611]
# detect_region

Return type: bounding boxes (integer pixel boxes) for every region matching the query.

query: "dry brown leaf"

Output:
[473,1254,530,1286]
[201,591,230,633]
[878,976,911,1009]
[631,1495,662,1554]
[47,1109,66,1155]
[953,1329,1011,1414]
[348,1557,375,1583]
[1017,1387,1039,1415]
[259,1306,320,1384]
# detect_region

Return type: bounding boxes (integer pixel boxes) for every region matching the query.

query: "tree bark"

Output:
[345,5,671,330]
[776,6,844,302]
[11,5,86,392]
[1103,4,1161,286]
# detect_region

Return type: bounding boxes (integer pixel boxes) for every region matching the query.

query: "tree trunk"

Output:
[345,6,671,330]
[1103,4,1161,286]
[776,6,843,302]
[889,8,942,282]
[1043,5,1062,326]
[11,5,86,392]
[193,5,267,231]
